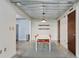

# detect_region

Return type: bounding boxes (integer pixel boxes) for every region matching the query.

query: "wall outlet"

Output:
[0,50,2,54]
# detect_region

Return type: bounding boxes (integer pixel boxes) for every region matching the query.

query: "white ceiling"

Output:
[10,0,78,19]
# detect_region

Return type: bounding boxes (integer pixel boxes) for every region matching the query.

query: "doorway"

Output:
[58,20,60,43]
[16,24,19,41]
[68,10,76,55]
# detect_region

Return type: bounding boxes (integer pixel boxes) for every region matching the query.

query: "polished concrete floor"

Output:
[13,41,76,58]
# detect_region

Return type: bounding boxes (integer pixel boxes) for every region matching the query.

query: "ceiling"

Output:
[10,0,78,19]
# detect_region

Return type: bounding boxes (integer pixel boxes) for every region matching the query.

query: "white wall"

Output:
[0,0,16,58]
[76,2,79,57]
[60,16,68,49]
[31,19,57,41]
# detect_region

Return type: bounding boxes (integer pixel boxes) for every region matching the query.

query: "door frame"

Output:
[58,20,60,43]
[16,24,19,41]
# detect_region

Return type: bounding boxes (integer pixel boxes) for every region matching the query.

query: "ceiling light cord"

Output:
[41,3,47,23]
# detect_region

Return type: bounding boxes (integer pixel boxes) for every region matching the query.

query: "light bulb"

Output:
[41,19,47,23]
[16,2,22,6]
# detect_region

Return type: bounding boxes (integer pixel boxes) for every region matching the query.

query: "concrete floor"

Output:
[13,41,76,58]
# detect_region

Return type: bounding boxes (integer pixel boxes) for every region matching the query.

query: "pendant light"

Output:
[41,4,47,23]
[41,19,47,23]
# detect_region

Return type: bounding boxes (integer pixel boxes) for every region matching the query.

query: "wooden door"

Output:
[58,20,60,43]
[68,10,76,55]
